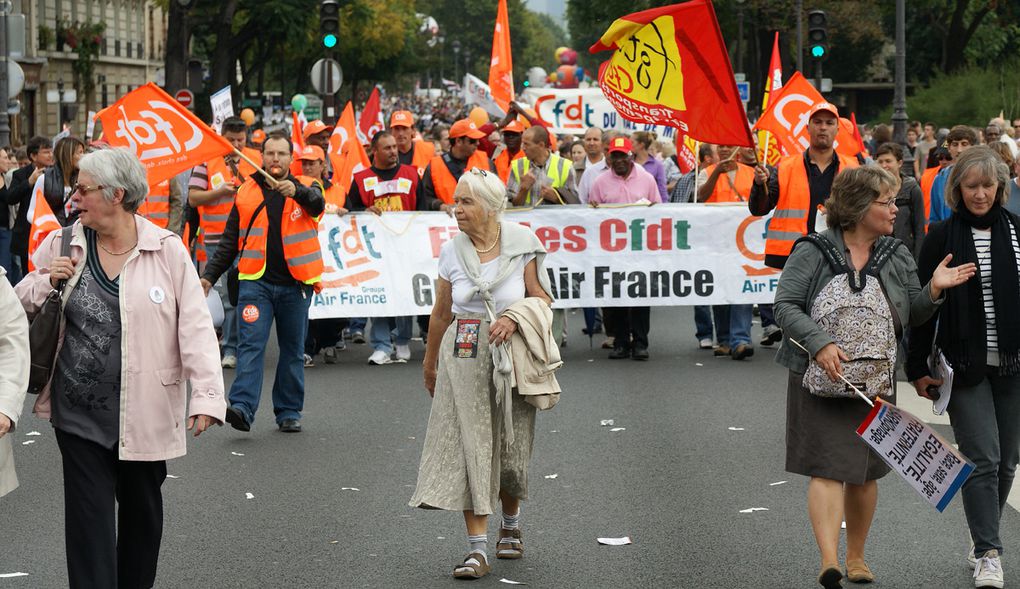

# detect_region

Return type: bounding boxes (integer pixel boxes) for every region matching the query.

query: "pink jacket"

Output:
[16,217,226,461]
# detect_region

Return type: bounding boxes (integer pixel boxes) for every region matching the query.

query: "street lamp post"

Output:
[464,48,471,79]
[0,3,10,147]
[891,0,908,144]
[57,78,64,132]
[735,0,745,74]
[451,40,460,86]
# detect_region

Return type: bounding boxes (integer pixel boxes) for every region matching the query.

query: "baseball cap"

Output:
[302,120,334,139]
[502,120,525,134]
[808,102,839,120]
[297,145,325,162]
[251,129,266,144]
[390,110,414,128]
[449,118,486,140]
[607,136,633,154]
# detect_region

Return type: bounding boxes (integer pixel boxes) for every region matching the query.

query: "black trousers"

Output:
[605,306,650,349]
[55,429,167,589]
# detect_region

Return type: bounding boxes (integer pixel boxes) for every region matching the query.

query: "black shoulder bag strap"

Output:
[238,200,268,260]
[56,225,73,292]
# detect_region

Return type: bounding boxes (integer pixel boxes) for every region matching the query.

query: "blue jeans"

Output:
[349,317,367,333]
[369,316,412,353]
[694,306,714,341]
[759,303,777,329]
[712,304,753,347]
[948,372,1020,556]
[0,228,20,285]
[229,280,311,425]
[206,243,238,357]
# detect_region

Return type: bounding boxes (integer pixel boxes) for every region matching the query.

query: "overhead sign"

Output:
[857,399,974,512]
[736,81,750,103]
[174,89,194,108]
[310,58,343,95]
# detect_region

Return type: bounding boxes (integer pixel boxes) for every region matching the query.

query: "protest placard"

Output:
[857,399,974,512]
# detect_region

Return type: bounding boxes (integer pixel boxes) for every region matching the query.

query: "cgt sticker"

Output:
[241,304,260,323]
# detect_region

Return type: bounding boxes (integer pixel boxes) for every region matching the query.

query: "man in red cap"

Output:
[749,101,859,270]
[390,110,435,178]
[420,119,493,212]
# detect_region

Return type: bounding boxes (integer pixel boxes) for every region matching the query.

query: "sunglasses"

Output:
[73,183,105,194]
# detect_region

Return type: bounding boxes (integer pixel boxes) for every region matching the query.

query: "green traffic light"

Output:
[523,80,530,87]
[811,45,826,58]
[323,33,338,48]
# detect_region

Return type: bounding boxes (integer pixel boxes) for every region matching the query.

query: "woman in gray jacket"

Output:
[774,165,973,588]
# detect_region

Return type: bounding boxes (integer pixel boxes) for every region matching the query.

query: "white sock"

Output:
[501,509,520,530]
[467,534,487,562]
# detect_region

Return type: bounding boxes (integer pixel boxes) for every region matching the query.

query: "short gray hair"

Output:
[825,166,899,231]
[946,146,1010,212]
[76,148,150,213]
[453,168,506,215]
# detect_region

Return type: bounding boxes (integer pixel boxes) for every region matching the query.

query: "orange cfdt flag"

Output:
[488,0,514,112]
[329,102,370,200]
[358,87,383,144]
[97,82,233,186]
[589,0,753,147]
[757,32,785,166]
[752,72,858,156]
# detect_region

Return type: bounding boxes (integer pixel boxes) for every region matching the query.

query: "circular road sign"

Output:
[174,89,195,108]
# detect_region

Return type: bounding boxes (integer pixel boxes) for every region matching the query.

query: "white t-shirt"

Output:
[438,240,533,315]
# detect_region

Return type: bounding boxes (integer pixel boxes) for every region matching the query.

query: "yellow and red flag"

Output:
[752,71,858,156]
[97,82,233,186]
[488,0,514,113]
[674,129,699,174]
[589,0,753,147]
[757,32,785,166]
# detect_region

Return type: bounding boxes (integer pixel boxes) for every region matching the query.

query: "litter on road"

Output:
[500,578,527,585]
[728,427,745,431]
[245,493,255,500]
[21,440,35,445]
[544,474,559,479]
[597,537,633,546]
[230,452,244,456]
[738,507,769,513]
[610,428,626,432]
[25,431,40,436]
[600,419,614,426]
[769,481,787,486]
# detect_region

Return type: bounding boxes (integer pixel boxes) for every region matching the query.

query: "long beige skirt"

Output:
[409,314,537,515]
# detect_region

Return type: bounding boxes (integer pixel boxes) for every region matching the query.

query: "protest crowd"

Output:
[2,2,1020,588]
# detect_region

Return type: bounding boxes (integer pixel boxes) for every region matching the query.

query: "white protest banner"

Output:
[309,204,779,319]
[463,74,507,118]
[210,85,234,134]
[86,110,96,142]
[857,399,974,512]
[520,87,677,138]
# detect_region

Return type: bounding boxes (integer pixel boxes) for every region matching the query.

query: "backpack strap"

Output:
[793,232,852,274]
[863,236,903,277]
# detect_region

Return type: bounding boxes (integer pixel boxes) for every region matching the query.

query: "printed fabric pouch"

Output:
[798,233,899,399]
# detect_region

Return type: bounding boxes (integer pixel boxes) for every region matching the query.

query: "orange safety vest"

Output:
[137,179,171,229]
[703,162,755,203]
[26,185,61,270]
[764,152,859,259]
[199,149,262,243]
[407,141,435,177]
[919,165,941,228]
[297,174,347,209]
[494,148,526,183]
[234,179,323,286]
[428,151,491,204]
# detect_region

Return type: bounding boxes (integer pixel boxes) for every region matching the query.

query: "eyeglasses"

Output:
[873,198,897,209]
[469,168,489,177]
[73,183,105,194]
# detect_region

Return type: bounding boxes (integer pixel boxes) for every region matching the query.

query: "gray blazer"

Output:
[773,228,943,374]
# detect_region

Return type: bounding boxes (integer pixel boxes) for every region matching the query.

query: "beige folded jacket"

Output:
[502,298,562,410]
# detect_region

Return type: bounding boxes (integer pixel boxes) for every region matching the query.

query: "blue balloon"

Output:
[575,66,585,82]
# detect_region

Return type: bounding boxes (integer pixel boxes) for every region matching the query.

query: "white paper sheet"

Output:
[597,536,633,546]
[929,347,953,415]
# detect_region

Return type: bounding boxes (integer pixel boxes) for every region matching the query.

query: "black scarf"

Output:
[43,165,78,226]
[939,203,1020,375]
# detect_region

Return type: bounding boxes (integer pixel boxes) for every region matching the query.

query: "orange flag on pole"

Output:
[752,71,858,156]
[757,32,785,166]
[329,102,370,200]
[358,87,384,144]
[488,0,514,112]
[97,82,233,186]
[589,0,753,147]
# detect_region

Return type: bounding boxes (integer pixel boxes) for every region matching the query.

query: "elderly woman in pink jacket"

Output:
[16,147,226,589]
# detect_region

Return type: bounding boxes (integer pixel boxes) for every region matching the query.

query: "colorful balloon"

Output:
[575,66,585,83]
[239,108,256,126]
[560,49,578,66]
[554,46,568,62]
[556,64,578,88]
[291,94,307,112]
[469,106,489,127]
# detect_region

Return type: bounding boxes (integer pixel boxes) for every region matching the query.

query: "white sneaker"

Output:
[221,355,237,369]
[969,543,978,570]
[367,350,392,365]
[395,344,411,362]
[698,338,713,349]
[974,549,1004,588]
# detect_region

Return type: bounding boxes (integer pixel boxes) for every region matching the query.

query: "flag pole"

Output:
[233,148,280,188]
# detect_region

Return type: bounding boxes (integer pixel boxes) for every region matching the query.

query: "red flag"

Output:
[292,111,306,153]
[757,32,785,166]
[488,0,514,112]
[358,87,384,143]
[850,112,868,156]
[752,71,858,156]
[97,83,233,186]
[589,0,753,147]
[329,102,370,200]
[674,129,698,174]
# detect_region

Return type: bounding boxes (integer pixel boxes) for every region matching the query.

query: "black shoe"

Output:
[224,406,250,432]
[731,343,755,360]
[279,418,302,433]
[631,347,649,361]
[608,347,631,360]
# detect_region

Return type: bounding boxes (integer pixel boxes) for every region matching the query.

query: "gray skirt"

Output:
[785,371,892,485]
[409,314,537,515]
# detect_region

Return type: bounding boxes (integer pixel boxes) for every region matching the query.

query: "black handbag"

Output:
[228,201,267,307]
[27,225,73,394]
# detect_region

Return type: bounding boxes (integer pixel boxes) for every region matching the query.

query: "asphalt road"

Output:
[1,308,1017,588]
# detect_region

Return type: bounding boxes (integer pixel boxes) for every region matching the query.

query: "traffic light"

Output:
[320,0,339,49]
[522,80,530,88]
[807,10,828,60]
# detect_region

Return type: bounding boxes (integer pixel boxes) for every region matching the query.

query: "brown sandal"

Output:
[846,559,874,583]
[453,551,490,579]
[496,528,523,559]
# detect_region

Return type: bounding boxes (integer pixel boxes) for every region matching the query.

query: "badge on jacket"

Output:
[454,319,481,358]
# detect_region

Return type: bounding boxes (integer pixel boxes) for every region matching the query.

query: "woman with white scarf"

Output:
[410,169,555,580]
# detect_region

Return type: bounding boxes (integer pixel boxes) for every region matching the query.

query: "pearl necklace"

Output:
[475,224,501,254]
